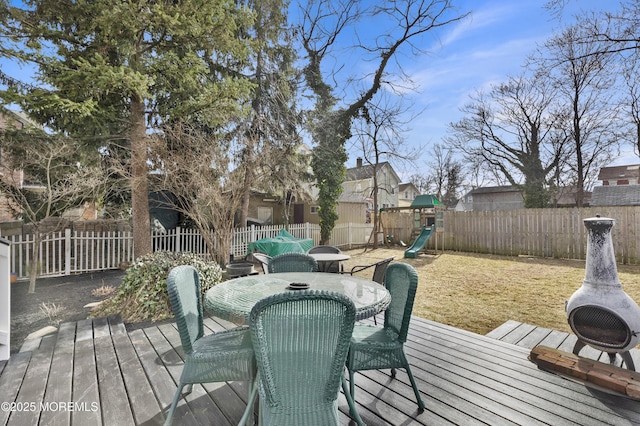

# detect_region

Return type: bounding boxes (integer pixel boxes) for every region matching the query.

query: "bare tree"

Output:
[408,174,433,194]
[537,24,622,206]
[427,144,464,207]
[298,0,469,243]
[448,73,567,208]
[0,130,104,292]
[351,93,420,248]
[147,124,244,267]
[620,45,640,156]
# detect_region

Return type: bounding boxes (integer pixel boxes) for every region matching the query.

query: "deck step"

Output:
[487,320,640,369]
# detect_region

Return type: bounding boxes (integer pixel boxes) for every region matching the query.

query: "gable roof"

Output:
[398,182,419,193]
[469,185,520,195]
[345,161,400,183]
[598,164,640,181]
[591,185,640,206]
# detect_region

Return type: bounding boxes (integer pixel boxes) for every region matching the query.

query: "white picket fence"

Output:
[3,222,374,279]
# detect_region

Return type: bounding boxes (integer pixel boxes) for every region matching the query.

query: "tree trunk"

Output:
[130,97,152,259]
[238,160,252,228]
[28,231,40,294]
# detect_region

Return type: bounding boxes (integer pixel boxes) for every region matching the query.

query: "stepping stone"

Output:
[25,326,58,340]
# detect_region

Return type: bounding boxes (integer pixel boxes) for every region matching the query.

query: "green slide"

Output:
[404,226,434,258]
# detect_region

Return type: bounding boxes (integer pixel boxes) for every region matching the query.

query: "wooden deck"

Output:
[1,315,639,425]
[486,319,640,371]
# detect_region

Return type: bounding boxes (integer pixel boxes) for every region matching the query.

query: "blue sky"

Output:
[342,0,630,174]
[2,0,631,176]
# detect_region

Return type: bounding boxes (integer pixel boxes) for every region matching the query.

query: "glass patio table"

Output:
[204,272,391,324]
[308,252,351,273]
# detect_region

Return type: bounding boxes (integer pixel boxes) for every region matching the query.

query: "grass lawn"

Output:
[341,247,640,336]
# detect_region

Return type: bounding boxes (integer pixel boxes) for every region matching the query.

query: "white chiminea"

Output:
[566,216,640,370]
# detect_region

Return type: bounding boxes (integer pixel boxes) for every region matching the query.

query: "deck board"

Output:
[40,321,76,426]
[487,320,640,371]
[71,319,102,426]
[2,315,639,425]
[95,333,135,426]
[8,334,55,426]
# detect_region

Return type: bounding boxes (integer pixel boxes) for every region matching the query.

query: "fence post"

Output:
[176,226,181,253]
[65,228,72,276]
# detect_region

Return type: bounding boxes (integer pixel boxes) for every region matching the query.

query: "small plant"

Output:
[39,302,63,325]
[93,251,223,323]
[91,284,116,298]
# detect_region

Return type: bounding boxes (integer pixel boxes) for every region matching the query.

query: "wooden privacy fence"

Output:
[9,206,640,278]
[3,222,374,279]
[441,206,640,264]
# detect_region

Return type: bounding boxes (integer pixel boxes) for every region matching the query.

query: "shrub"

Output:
[93,251,223,323]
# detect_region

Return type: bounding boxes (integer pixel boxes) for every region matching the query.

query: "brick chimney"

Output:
[356,157,363,168]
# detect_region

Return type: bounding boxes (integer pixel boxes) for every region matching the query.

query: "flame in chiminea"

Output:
[566,216,640,370]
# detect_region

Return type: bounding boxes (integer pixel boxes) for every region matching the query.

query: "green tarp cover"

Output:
[247,229,314,256]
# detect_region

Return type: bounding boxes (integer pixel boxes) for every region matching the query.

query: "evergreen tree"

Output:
[0,0,255,258]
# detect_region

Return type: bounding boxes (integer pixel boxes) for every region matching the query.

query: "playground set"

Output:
[380,194,445,258]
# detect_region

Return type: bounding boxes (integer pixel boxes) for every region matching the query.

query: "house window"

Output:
[310,206,320,214]
[404,191,408,199]
[356,183,361,192]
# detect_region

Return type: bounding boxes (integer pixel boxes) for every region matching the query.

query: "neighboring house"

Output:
[457,185,591,211]
[292,190,368,225]
[590,164,640,206]
[549,186,591,208]
[457,186,524,211]
[243,190,288,226]
[0,109,43,221]
[598,164,640,186]
[591,185,640,206]
[343,158,401,211]
[398,182,419,208]
[287,157,399,225]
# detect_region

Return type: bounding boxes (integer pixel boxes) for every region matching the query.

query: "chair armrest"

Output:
[349,264,376,275]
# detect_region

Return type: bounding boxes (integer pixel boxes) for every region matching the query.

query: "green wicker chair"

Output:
[346,262,425,411]
[239,290,364,426]
[165,265,255,426]
[267,252,318,273]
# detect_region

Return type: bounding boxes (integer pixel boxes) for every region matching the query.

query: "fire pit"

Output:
[566,216,640,370]
[225,262,254,277]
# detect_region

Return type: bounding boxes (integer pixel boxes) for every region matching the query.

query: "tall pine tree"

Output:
[0,0,255,258]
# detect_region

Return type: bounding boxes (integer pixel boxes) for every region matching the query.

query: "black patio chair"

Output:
[346,257,394,324]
